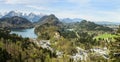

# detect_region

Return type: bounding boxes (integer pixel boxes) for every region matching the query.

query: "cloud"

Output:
[0,0,3,2]
[67,0,90,4]
[4,0,90,4]
[26,5,48,11]
[26,5,58,13]
[5,0,27,4]
[4,0,60,4]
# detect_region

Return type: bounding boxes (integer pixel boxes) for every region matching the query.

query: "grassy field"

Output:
[94,33,118,41]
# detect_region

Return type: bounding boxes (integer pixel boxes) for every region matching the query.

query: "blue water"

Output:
[10,28,37,38]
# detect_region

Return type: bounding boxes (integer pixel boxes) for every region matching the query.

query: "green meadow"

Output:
[94,33,118,41]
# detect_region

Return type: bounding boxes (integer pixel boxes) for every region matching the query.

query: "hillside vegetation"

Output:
[34,14,120,62]
[0,16,33,29]
[0,14,119,62]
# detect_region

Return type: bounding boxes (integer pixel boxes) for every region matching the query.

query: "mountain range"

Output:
[1,11,83,23]
[0,11,120,25]
[61,18,83,23]
[0,11,113,32]
[95,21,120,25]
[77,20,113,31]
[1,11,44,22]
[0,13,2,18]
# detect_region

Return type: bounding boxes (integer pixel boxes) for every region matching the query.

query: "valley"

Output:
[0,11,120,62]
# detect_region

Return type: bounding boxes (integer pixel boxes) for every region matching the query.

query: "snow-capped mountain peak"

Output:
[1,11,44,22]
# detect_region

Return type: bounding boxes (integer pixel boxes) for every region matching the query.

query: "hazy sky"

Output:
[0,0,120,22]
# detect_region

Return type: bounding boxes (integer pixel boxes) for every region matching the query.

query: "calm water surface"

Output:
[10,28,37,38]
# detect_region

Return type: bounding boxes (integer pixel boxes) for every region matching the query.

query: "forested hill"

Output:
[35,14,63,40]
[65,20,113,31]
[0,28,57,62]
[0,16,33,29]
[36,14,63,27]
[35,15,113,40]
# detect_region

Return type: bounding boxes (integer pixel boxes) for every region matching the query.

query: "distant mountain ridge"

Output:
[0,13,3,18]
[61,18,83,23]
[1,11,120,25]
[65,20,113,31]
[79,20,112,31]
[95,21,120,25]
[26,13,42,22]
[2,11,23,18]
[2,11,44,22]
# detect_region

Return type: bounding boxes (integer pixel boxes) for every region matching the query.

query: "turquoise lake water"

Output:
[10,28,37,38]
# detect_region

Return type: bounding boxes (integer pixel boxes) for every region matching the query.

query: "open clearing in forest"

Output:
[94,33,118,41]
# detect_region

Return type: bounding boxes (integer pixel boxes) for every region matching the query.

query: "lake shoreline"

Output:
[10,28,37,38]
